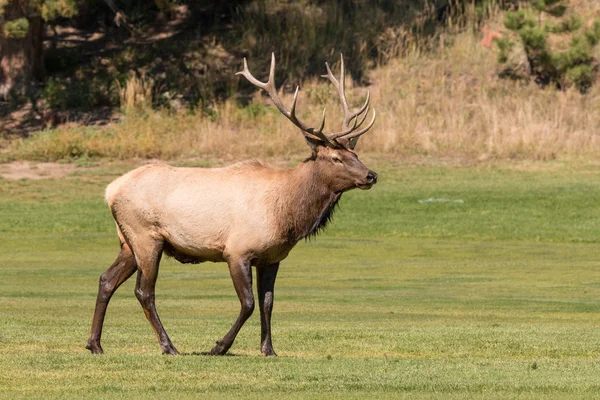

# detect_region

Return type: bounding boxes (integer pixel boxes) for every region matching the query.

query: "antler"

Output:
[236,53,376,150]
[321,54,376,149]
[236,53,332,145]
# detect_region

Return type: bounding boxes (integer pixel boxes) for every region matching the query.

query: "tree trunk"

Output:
[0,1,45,100]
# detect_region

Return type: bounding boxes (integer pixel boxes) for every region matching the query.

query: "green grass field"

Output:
[1,159,600,399]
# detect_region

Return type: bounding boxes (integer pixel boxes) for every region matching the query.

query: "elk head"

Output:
[237,53,378,193]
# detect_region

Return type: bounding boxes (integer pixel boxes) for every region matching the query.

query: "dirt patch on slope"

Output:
[0,161,78,180]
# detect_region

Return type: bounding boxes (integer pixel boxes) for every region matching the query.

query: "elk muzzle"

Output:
[367,170,378,184]
[357,170,378,190]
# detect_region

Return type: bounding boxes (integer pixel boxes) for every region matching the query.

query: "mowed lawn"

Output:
[1,159,600,399]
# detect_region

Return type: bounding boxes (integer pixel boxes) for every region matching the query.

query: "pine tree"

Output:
[496,0,600,92]
[0,0,78,100]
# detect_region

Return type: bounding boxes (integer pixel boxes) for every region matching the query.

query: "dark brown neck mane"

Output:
[277,160,342,243]
[300,191,341,241]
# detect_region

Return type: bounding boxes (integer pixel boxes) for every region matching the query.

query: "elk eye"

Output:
[332,157,343,164]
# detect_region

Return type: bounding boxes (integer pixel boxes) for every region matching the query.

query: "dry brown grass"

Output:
[366,30,600,160]
[116,74,155,114]
[7,2,600,162]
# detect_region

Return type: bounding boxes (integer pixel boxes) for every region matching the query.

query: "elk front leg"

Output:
[211,258,254,355]
[257,263,279,356]
[134,240,179,355]
[86,243,137,354]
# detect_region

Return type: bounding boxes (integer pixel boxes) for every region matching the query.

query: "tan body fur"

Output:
[106,160,339,268]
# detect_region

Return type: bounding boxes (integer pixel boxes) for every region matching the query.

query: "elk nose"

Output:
[367,170,378,184]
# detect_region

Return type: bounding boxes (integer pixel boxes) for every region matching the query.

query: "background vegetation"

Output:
[1,0,599,162]
[1,0,459,110]
[496,0,600,92]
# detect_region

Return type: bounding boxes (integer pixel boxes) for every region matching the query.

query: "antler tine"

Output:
[321,54,375,146]
[237,53,332,144]
[289,85,330,142]
[328,91,371,140]
[290,86,299,117]
[290,86,330,142]
[322,56,351,130]
[267,52,276,91]
[315,108,326,135]
[323,55,371,130]
[353,90,371,126]
[354,95,370,127]
[236,58,267,90]
[337,109,376,149]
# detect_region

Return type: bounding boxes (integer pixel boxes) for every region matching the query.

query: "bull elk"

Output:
[86,54,378,356]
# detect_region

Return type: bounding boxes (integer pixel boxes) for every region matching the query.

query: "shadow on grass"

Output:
[182,351,244,357]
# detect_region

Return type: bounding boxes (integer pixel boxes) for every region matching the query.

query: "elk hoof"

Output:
[161,343,180,355]
[86,341,104,355]
[210,343,228,356]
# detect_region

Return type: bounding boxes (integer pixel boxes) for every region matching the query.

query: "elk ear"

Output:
[335,137,359,150]
[304,136,323,152]
[347,137,359,150]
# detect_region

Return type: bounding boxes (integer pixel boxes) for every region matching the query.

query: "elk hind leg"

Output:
[257,263,279,356]
[133,238,179,355]
[211,258,254,355]
[87,242,137,354]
